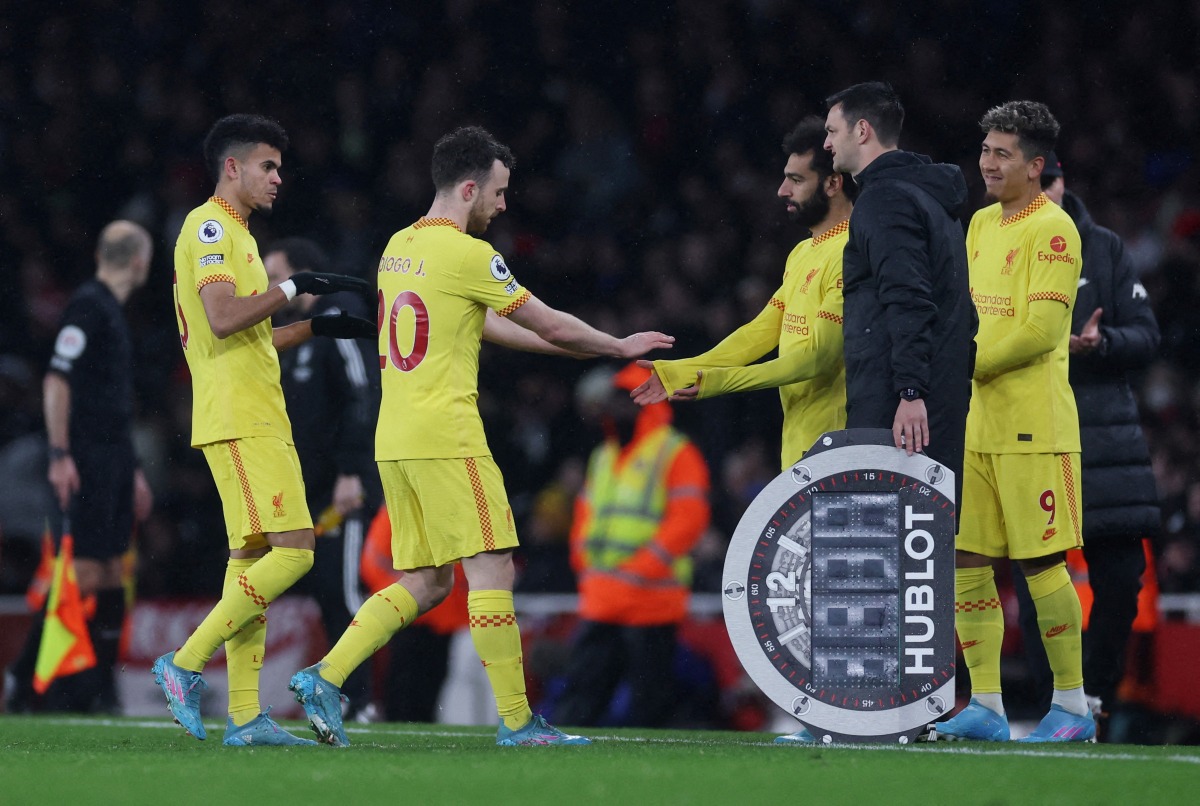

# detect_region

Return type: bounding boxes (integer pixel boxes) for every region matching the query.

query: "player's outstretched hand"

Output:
[618,331,674,359]
[669,371,702,402]
[311,311,377,340]
[630,360,668,405]
[291,272,374,297]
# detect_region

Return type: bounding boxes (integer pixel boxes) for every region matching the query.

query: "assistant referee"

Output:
[7,221,154,714]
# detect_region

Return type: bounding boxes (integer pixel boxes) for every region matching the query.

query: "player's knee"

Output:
[423,579,453,612]
[295,547,315,575]
[271,545,315,578]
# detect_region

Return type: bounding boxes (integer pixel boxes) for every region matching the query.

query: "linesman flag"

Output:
[34,532,96,693]
[24,521,55,612]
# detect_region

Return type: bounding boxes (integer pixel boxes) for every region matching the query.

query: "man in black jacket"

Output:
[1015,154,1161,738]
[823,82,976,504]
[264,237,381,720]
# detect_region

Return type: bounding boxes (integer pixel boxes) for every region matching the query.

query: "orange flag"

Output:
[25,522,55,612]
[33,534,96,693]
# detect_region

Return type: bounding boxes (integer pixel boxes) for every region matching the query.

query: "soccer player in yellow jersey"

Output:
[933,101,1095,743]
[288,125,674,747]
[630,116,855,470]
[153,114,374,746]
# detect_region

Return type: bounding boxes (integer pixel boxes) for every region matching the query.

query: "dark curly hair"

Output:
[782,116,858,202]
[202,114,289,186]
[978,101,1060,162]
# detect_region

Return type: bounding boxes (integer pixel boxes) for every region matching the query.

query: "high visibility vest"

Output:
[582,426,692,589]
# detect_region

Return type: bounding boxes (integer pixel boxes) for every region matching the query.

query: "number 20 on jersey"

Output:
[378,289,429,372]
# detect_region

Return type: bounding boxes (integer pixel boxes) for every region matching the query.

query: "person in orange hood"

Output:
[556,362,710,727]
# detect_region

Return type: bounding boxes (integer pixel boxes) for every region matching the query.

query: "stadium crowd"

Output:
[0,0,1198,724]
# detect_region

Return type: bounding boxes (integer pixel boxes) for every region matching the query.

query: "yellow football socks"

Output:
[468,589,532,731]
[175,546,313,672]
[322,582,419,688]
[221,558,265,726]
[954,565,1005,696]
[1026,562,1085,691]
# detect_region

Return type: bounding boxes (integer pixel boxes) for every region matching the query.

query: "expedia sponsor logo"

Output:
[1037,250,1077,265]
[1044,623,1070,639]
[1038,237,1076,265]
[199,254,224,267]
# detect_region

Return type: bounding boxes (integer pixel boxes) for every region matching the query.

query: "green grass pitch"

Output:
[2,715,1197,805]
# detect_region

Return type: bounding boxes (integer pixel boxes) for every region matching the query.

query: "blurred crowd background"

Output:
[1,0,1198,685]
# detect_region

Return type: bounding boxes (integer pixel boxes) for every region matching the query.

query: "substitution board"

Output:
[722,429,956,743]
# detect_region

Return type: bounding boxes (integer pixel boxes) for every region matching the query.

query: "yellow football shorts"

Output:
[957,449,1083,560]
[378,455,519,570]
[201,437,313,549]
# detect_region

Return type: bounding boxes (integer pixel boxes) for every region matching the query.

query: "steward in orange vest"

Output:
[557,362,710,727]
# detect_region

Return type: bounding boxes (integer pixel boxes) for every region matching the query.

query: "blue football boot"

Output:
[151,651,208,740]
[1016,705,1097,743]
[288,664,349,747]
[496,714,591,746]
[223,707,320,747]
[930,699,1010,742]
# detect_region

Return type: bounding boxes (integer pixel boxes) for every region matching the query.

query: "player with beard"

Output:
[288,125,674,747]
[632,116,856,472]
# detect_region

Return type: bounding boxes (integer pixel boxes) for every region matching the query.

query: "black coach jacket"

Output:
[842,150,977,488]
[278,291,380,512]
[1062,191,1161,541]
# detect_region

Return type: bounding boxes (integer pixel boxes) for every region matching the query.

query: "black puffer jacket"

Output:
[1062,191,1161,541]
[842,150,977,494]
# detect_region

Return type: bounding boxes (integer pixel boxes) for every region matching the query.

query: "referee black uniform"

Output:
[48,278,140,561]
[8,219,152,713]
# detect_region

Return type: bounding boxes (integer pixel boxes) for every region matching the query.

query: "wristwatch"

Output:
[49,446,70,461]
[898,387,922,402]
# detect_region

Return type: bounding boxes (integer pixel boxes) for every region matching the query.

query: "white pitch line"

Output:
[18,717,1200,765]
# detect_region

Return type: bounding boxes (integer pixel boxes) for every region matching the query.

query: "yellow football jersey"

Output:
[654,221,847,468]
[374,217,530,460]
[966,194,1081,453]
[172,197,292,447]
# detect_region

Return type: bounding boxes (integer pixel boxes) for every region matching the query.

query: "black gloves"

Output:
[291,272,373,297]
[310,312,377,340]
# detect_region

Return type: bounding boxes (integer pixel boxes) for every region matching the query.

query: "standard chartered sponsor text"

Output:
[970,288,1014,317]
